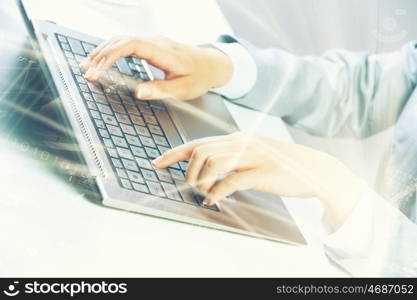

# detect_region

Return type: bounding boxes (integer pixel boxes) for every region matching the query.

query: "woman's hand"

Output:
[80,36,233,101]
[152,132,364,229]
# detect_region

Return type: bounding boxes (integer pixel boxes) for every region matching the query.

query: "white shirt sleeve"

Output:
[209,42,258,99]
[322,184,417,276]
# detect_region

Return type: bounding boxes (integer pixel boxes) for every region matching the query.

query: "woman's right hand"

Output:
[80,36,233,101]
[153,132,364,230]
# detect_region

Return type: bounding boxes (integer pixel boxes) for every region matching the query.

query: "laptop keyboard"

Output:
[55,34,219,212]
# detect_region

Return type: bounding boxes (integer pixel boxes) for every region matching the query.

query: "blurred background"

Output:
[217,0,417,189]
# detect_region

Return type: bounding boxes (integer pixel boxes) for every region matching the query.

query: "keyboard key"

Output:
[111,136,128,148]
[67,38,86,56]
[117,147,134,160]
[117,83,130,96]
[179,161,188,171]
[57,34,67,43]
[93,93,108,104]
[61,43,71,51]
[169,168,185,180]
[202,202,219,212]
[143,114,158,125]
[83,92,94,101]
[131,146,146,158]
[139,136,156,148]
[115,113,131,124]
[116,58,133,76]
[86,101,97,110]
[71,65,82,75]
[132,182,149,193]
[82,42,96,54]
[125,104,140,115]
[145,147,160,158]
[135,157,153,170]
[107,148,118,158]
[131,115,145,126]
[134,125,150,137]
[148,124,163,135]
[103,85,117,95]
[112,158,123,168]
[97,103,113,115]
[157,145,170,154]
[107,93,122,103]
[122,159,139,172]
[102,114,118,126]
[88,82,103,94]
[120,94,135,105]
[67,57,78,67]
[120,178,132,189]
[108,71,123,84]
[94,119,106,129]
[140,73,150,81]
[99,128,110,139]
[116,168,128,179]
[132,57,141,65]
[103,138,114,148]
[153,134,169,147]
[127,170,144,183]
[161,182,182,201]
[175,180,198,205]
[79,83,89,92]
[147,181,165,197]
[137,103,153,115]
[155,168,173,183]
[75,74,86,84]
[107,125,123,137]
[169,162,181,170]
[125,134,141,147]
[64,50,74,59]
[110,102,126,114]
[90,110,101,119]
[141,169,159,181]
[120,123,136,135]
[150,101,166,111]
[74,54,85,63]
[128,62,137,71]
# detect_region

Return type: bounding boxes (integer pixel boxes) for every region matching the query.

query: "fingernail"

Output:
[85,68,93,79]
[80,60,88,71]
[137,87,151,99]
[151,156,162,165]
[202,198,210,206]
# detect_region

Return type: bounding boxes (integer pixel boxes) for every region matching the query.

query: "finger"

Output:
[204,171,256,206]
[152,135,237,168]
[196,152,255,193]
[80,38,117,71]
[131,39,179,72]
[186,142,241,187]
[84,40,123,81]
[84,56,107,81]
[134,77,193,101]
[152,143,194,168]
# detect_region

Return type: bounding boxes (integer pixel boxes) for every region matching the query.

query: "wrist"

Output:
[315,158,364,230]
[201,47,233,89]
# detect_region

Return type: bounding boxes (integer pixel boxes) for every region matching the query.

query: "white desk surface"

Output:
[0,0,346,277]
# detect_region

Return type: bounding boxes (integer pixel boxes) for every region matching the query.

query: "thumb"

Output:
[134,78,191,101]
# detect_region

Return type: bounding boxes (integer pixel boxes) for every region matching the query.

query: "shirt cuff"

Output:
[321,186,376,259]
[209,42,257,99]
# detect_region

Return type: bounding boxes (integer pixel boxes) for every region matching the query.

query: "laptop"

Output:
[17,0,306,245]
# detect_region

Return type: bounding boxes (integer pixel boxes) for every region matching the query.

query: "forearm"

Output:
[212,36,417,138]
